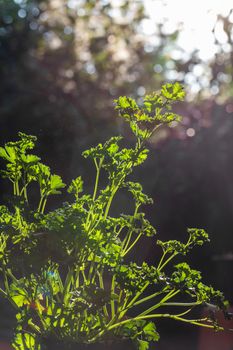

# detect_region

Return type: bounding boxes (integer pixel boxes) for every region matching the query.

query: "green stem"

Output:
[132,289,166,307]
[158,252,177,271]
[121,229,133,251]
[63,267,74,306]
[175,308,192,317]
[121,205,139,252]
[118,290,123,304]
[110,275,116,317]
[98,314,220,336]
[162,301,202,307]
[41,197,48,214]
[85,158,103,231]
[137,290,180,317]
[37,195,44,213]
[117,282,151,320]
[20,183,29,203]
[104,187,117,219]
[75,267,80,288]
[0,287,7,297]
[122,232,143,256]
[15,180,20,196]
[28,319,41,334]
[157,250,167,270]
[14,207,22,227]
[87,259,96,284]
[126,282,150,308]
[6,268,19,283]
[115,226,124,237]
[103,155,135,220]
[93,158,103,201]
[117,293,130,320]
[2,269,23,310]
[23,186,28,203]
[87,216,102,236]
[13,182,16,196]
[98,271,109,318]
[81,270,87,284]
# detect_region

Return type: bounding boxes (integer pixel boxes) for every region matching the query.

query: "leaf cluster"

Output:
[0,84,230,350]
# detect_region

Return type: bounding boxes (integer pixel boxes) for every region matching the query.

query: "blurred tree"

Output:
[0,0,179,181]
[162,9,233,103]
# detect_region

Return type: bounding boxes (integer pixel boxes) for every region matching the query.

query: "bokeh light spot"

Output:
[18,9,27,18]
[186,128,196,137]
[153,64,163,73]
[137,86,146,96]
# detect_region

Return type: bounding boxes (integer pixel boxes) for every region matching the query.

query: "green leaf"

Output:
[107,142,119,155]
[137,339,149,350]
[0,233,8,260]
[20,154,40,165]
[10,287,29,307]
[133,149,149,166]
[157,239,187,255]
[68,176,83,198]
[18,132,37,152]
[82,143,104,159]
[187,228,209,246]
[13,332,40,350]
[115,96,138,110]
[0,145,16,162]
[0,88,228,347]
[50,174,66,195]
[115,96,139,121]
[161,82,185,101]
[143,322,160,342]
[130,122,151,140]
[124,181,153,206]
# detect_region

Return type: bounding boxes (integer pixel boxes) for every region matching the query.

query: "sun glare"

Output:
[144,0,233,60]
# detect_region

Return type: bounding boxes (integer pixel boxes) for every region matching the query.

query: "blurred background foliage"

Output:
[0,0,233,346]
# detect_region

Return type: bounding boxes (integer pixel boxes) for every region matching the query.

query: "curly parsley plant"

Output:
[0,83,230,350]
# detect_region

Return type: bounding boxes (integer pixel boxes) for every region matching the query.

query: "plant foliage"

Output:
[0,83,230,349]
